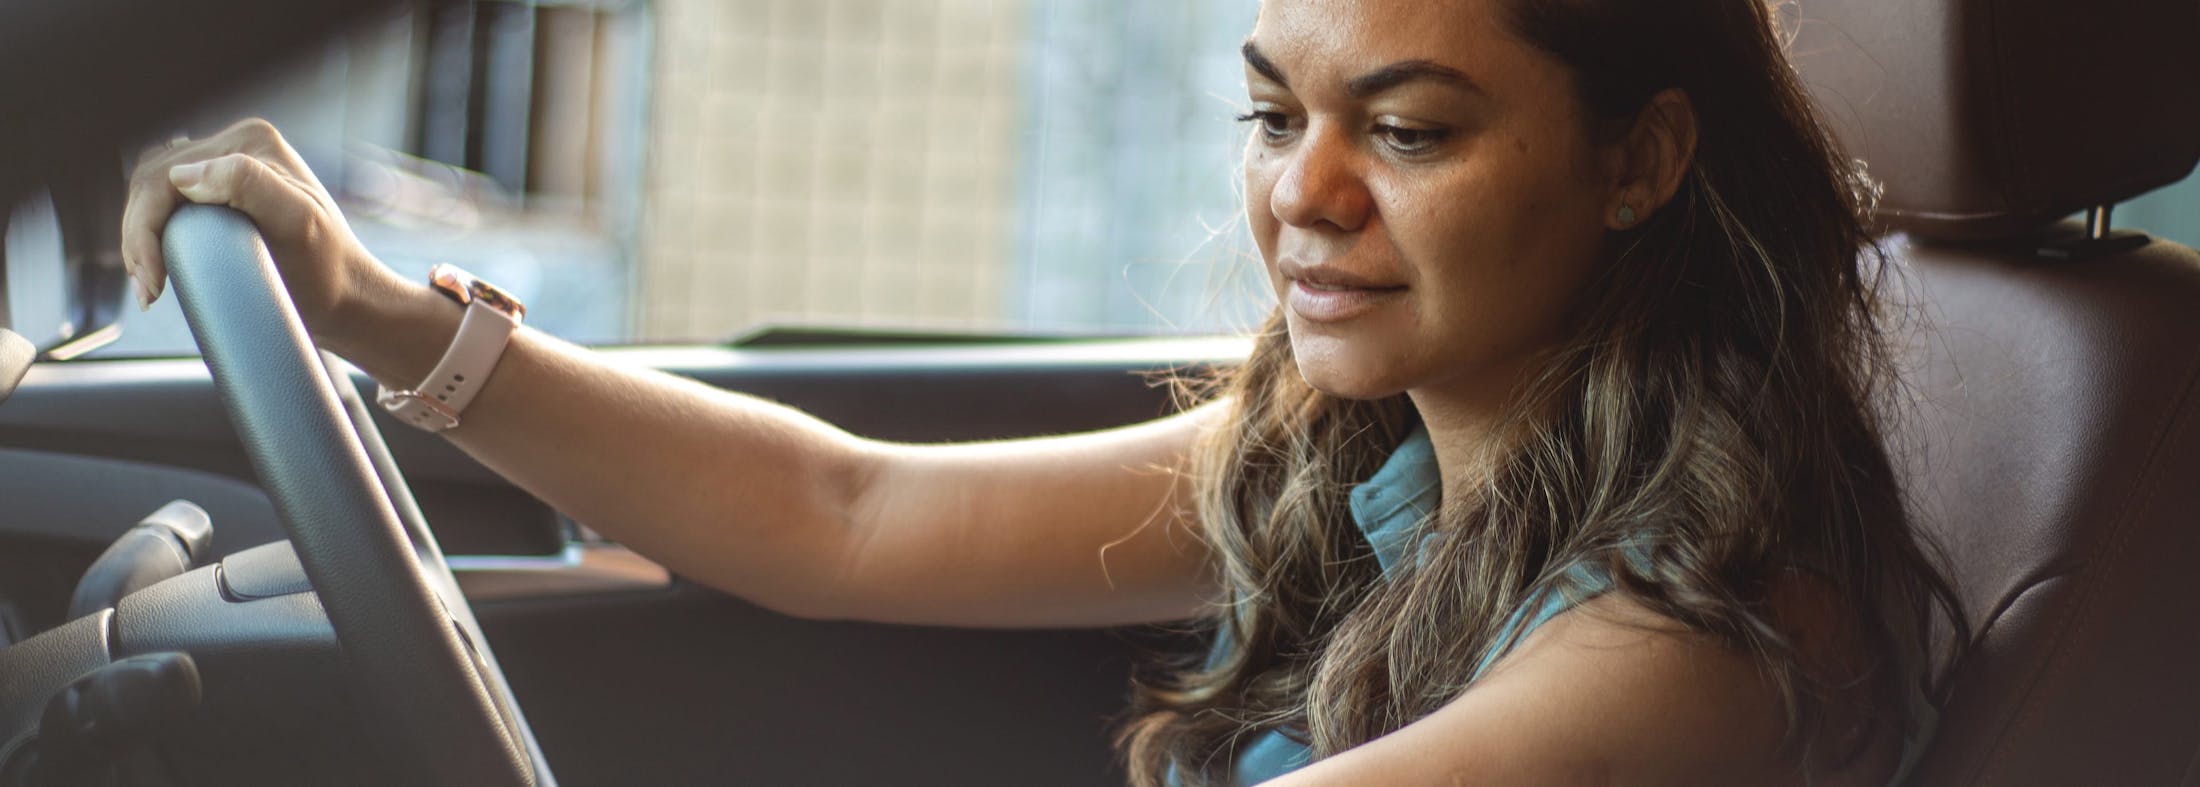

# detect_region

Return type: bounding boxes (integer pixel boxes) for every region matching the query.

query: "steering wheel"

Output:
[160,204,551,785]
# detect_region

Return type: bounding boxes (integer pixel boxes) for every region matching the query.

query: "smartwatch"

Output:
[376,264,525,433]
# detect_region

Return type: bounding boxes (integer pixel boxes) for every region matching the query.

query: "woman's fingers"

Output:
[169,152,315,224]
[118,117,370,326]
[123,150,316,308]
[120,157,183,310]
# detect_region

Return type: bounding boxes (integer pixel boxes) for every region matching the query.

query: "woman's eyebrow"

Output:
[1346,60,1483,98]
[1242,40,1288,87]
[1241,42,1480,100]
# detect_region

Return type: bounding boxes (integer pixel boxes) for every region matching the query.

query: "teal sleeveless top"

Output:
[1182,426,1936,786]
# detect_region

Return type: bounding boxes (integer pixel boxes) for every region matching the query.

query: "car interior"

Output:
[0,0,2197,785]
[1787,2,2200,783]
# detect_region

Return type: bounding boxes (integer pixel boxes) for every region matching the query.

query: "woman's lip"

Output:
[1288,279,1407,323]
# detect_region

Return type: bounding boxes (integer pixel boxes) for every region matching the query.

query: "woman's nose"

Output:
[1270,126,1373,233]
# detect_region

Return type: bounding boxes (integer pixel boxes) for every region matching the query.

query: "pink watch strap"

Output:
[377,293,520,432]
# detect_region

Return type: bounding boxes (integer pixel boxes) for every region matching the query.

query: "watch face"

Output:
[428,264,526,320]
[429,264,476,306]
[469,281,527,321]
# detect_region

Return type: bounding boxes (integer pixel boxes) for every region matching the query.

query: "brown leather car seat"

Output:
[1790,1,2200,783]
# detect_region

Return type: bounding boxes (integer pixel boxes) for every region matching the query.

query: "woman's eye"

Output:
[1376,124,1451,155]
[1234,110,1297,143]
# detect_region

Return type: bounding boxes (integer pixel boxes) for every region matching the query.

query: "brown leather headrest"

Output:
[1788,0,2200,240]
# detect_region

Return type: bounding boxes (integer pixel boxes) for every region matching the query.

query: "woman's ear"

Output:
[1604,88,1698,230]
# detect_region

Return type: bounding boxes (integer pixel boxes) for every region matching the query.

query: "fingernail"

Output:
[137,281,153,312]
[168,162,205,188]
[169,162,210,201]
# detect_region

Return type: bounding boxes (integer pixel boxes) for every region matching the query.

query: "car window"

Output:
[35,0,2200,359]
[75,0,1270,359]
[2122,169,2200,250]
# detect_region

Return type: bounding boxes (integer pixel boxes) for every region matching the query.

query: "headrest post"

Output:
[2085,205,2115,240]
[2037,207,2151,262]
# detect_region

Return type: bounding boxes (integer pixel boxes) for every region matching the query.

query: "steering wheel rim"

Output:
[161,204,545,785]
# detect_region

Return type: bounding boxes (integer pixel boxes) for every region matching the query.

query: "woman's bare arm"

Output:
[842,406,1224,627]
[325,274,1224,627]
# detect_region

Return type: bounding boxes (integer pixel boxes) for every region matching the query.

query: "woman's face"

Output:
[1244,0,1622,403]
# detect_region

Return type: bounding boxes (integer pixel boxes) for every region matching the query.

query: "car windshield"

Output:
[53,0,1274,359]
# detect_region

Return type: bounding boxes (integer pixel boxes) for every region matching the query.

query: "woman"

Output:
[121,0,1961,784]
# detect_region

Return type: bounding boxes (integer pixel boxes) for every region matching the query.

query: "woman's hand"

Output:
[121,117,398,341]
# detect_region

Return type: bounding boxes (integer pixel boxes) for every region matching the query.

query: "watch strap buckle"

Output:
[377,386,463,432]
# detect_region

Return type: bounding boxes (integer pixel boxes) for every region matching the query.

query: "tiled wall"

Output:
[637,0,1028,342]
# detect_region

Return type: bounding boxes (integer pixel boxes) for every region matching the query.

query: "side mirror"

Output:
[2,181,130,361]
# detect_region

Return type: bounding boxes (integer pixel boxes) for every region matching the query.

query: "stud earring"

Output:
[1616,205,1638,226]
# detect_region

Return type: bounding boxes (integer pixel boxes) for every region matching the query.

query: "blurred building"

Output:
[85,0,1272,354]
[637,0,1032,342]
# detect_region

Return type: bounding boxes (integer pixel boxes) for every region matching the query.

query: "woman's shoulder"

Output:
[1471,572,1907,787]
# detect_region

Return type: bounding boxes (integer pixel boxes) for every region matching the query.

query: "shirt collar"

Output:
[1347,424,1441,575]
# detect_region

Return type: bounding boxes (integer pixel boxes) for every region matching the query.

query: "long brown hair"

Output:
[1118,1,1967,783]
